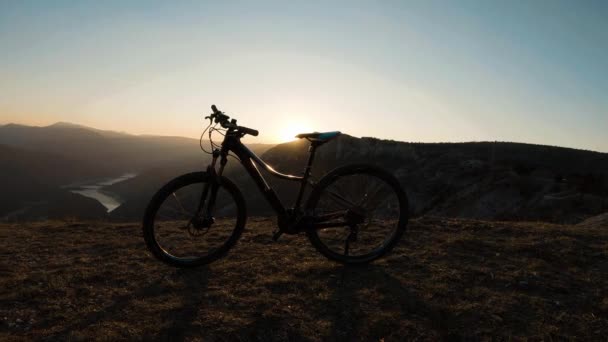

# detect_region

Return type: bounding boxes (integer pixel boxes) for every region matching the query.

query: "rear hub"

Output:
[345,208,366,225]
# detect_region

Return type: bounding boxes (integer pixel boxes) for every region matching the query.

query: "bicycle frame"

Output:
[212,130,317,219]
[200,128,360,234]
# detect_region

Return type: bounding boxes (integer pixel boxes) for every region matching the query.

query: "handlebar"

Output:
[236,126,259,137]
[206,104,259,137]
[207,104,230,124]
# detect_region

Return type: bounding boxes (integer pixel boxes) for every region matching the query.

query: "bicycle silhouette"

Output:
[143,105,408,267]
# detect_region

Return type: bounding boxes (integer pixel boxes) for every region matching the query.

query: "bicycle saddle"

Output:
[296,131,341,143]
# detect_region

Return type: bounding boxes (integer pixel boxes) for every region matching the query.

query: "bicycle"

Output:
[143,105,409,267]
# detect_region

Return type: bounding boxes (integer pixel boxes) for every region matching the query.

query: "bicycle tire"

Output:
[142,172,247,268]
[305,164,408,264]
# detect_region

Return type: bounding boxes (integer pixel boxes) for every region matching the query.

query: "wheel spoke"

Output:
[172,192,193,217]
[324,189,358,209]
[334,178,357,204]
[359,180,385,209]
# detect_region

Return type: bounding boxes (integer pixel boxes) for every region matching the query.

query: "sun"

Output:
[278,121,313,142]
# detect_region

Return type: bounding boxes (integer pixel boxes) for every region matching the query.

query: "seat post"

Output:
[294,141,318,209]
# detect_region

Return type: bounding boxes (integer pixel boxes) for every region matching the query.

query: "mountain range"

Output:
[1,122,606,223]
[0,122,271,220]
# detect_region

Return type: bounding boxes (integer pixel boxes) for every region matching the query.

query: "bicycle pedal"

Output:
[272,229,284,241]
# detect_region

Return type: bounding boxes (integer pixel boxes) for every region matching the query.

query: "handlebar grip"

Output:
[240,126,259,137]
[211,104,219,114]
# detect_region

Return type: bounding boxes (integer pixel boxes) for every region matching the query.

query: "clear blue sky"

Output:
[1,0,606,151]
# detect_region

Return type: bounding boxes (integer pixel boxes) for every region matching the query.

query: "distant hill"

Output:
[0,123,207,175]
[0,144,108,220]
[114,135,608,223]
[0,122,274,176]
[258,136,608,223]
[0,122,274,221]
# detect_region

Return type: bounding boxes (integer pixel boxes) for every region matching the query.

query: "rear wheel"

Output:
[306,164,408,264]
[142,172,246,268]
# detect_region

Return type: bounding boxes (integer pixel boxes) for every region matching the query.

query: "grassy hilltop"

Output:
[1,217,606,340]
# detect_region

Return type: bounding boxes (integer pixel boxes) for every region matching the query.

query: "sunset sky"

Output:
[1,1,606,151]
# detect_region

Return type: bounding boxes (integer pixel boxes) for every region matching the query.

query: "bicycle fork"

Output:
[195,148,226,226]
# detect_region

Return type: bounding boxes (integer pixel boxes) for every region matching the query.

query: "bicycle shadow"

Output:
[233,261,458,341]
[45,266,210,341]
[149,267,211,340]
[322,263,456,340]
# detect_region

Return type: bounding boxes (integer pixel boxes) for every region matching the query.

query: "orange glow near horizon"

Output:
[277,120,313,143]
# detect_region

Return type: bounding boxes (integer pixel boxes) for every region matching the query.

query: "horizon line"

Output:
[1,120,606,154]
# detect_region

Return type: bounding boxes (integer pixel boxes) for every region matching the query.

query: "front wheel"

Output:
[306,164,409,264]
[142,172,247,268]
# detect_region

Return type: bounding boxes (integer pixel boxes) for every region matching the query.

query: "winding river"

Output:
[69,173,137,212]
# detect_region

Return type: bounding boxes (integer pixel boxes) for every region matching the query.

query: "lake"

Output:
[69,173,137,212]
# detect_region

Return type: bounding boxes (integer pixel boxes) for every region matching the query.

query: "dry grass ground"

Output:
[0,217,607,341]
